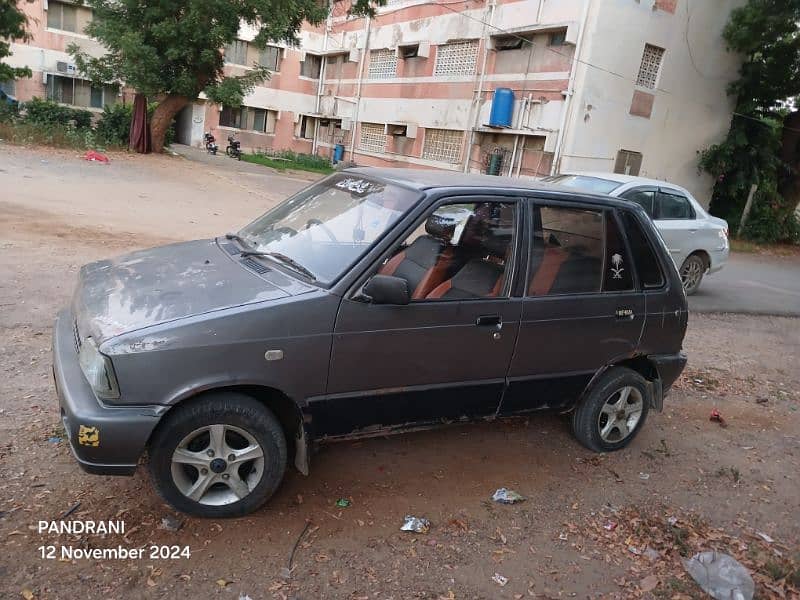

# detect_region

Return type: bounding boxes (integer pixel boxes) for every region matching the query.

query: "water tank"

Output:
[489,88,515,128]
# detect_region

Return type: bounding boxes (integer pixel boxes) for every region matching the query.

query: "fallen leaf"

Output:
[640,574,658,592]
[21,590,34,600]
[216,579,229,588]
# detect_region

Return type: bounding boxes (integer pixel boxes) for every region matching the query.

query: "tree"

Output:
[699,0,800,242]
[70,0,381,152]
[0,0,32,83]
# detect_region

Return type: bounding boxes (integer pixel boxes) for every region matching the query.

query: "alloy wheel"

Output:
[597,386,644,443]
[170,424,264,506]
[680,258,704,292]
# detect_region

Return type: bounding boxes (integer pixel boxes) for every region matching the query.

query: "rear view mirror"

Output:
[363,275,410,305]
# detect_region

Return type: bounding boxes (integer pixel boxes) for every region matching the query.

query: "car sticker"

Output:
[78,425,100,447]
[610,253,625,279]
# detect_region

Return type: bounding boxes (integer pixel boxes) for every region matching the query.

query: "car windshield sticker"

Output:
[610,253,625,279]
[335,177,384,196]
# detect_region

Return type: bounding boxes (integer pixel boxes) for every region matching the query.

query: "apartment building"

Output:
[4,0,742,203]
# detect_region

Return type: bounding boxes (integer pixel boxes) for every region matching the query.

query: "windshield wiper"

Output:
[224,232,253,249]
[240,250,317,281]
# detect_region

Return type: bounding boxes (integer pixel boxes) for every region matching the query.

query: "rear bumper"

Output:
[649,351,687,391]
[707,247,728,274]
[53,309,163,476]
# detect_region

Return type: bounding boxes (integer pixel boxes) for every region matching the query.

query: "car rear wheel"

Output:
[148,392,287,518]
[679,254,705,295]
[572,367,650,452]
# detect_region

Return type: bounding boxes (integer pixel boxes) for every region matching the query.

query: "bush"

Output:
[0,100,20,123]
[95,103,133,146]
[742,190,800,243]
[23,97,93,128]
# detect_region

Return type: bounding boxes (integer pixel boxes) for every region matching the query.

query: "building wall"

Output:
[559,0,743,205]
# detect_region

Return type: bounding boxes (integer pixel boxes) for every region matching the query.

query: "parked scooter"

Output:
[204,132,218,155]
[226,135,242,160]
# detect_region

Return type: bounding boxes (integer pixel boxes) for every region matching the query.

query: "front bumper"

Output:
[53,309,164,475]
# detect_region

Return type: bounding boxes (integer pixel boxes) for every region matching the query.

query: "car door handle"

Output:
[688,229,697,234]
[476,314,502,327]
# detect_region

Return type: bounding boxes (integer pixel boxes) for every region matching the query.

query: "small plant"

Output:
[23,97,93,128]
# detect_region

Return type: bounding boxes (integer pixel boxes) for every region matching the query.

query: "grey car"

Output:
[53,169,688,517]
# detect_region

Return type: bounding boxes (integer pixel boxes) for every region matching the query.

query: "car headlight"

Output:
[78,337,120,400]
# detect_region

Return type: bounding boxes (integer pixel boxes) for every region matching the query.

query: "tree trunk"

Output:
[150,94,190,153]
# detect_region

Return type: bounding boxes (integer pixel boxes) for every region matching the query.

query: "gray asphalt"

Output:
[172,144,800,317]
[689,252,800,317]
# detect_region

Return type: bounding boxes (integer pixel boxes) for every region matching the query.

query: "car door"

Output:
[653,188,697,268]
[501,199,646,414]
[312,196,524,438]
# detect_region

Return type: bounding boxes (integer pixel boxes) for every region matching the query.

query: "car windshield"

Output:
[543,175,622,194]
[237,174,420,285]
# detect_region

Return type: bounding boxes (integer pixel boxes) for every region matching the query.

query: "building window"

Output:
[434,40,479,76]
[225,40,249,65]
[219,106,242,128]
[300,54,322,78]
[46,75,116,108]
[220,106,278,133]
[495,36,525,51]
[260,46,281,71]
[47,0,79,32]
[614,149,643,176]
[298,115,316,139]
[548,30,567,46]
[368,49,397,79]
[358,122,386,153]
[636,44,665,89]
[0,80,16,96]
[422,128,463,163]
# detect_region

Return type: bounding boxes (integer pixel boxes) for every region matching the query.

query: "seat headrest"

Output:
[425,213,458,242]
[460,204,511,258]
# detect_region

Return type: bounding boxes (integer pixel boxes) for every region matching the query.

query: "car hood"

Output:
[73,239,292,344]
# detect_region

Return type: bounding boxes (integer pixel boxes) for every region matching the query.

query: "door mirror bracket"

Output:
[362,275,411,305]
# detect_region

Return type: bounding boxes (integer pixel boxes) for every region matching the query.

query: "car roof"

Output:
[563,171,689,192]
[344,167,639,209]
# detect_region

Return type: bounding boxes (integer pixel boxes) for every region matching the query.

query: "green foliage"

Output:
[0,98,20,122]
[243,150,334,174]
[23,98,94,129]
[0,0,33,82]
[95,102,133,146]
[699,0,800,243]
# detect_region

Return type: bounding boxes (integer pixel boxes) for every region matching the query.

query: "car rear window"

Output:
[543,175,622,195]
[621,211,665,288]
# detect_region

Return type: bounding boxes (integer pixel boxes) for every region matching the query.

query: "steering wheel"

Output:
[306,218,338,242]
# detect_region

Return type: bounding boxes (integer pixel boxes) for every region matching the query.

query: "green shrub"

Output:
[95,103,133,146]
[0,100,20,123]
[22,97,93,128]
[743,190,800,243]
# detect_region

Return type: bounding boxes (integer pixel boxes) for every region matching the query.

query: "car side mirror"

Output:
[363,275,410,305]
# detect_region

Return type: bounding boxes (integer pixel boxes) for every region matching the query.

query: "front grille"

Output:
[220,242,240,255]
[72,319,82,352]
[240,258,271,275]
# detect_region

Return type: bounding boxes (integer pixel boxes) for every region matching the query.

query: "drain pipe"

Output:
[550,0,591,175]
[312,5,332,156]
[463,0,496,173]
[348,15,371,163]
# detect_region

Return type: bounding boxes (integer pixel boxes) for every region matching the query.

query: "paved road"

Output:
[689,252,800,316]
[170,145,800,317]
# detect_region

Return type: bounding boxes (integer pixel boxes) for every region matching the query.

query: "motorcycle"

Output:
[203,132,218,155]
[225,135,242,160]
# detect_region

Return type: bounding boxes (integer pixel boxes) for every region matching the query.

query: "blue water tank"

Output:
[489,87,515,128]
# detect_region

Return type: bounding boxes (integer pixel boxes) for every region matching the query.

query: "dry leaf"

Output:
[639,574,659,592]
[216,579,229,588]
[21,590,34,600]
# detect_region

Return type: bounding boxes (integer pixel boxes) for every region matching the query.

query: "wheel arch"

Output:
[580,355,663,411]
[148,384,310,475]
[685,249,711,270]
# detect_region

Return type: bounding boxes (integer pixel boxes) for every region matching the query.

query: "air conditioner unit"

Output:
[56,61,68,73]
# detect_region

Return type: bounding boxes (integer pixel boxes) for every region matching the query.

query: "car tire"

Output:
[148,392,287,518]
[572,367,650,453]
[679,254,705,295]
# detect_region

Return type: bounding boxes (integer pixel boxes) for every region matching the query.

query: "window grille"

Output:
[359,122,386,153]
[368,49,397,79]
[434,40,478,76]
[260,46,281,71]
[636,44,665,89]
[422,128,463,163]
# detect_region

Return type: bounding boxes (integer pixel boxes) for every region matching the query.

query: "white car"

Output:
[543,172,729,295]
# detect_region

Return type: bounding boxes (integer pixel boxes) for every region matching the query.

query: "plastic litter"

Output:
[638,472,650,480]
[160,515,183,531]
[47,436,62,443]
[84,150,110,163]
[400,515,430,534]
[603,521,618,531]
[492,488,525,504]
[335,498,350,508]
[755,531,774,544]
[683,551,754,600]
[492,573,508,587]
[709,408,728,428]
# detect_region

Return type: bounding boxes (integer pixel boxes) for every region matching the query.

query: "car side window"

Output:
[620,189,655,218]
[528,206,603,295]
[621,211,665,288]
[656,190,694,220]
[603,211,634,292]
[378,201,517,300]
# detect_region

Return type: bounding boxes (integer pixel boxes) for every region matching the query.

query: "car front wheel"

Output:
[679,254,706,295]
[572,367,650,452]
[148,392,287,518]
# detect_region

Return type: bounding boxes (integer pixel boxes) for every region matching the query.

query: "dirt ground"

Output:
[1,145,799,600]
